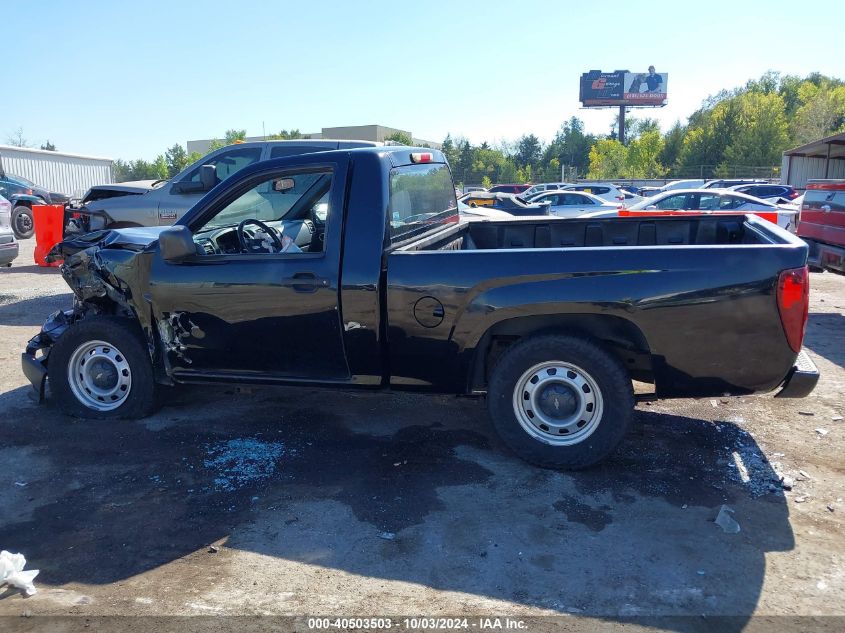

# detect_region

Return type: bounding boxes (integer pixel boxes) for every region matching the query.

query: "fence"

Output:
[455,164,781,189]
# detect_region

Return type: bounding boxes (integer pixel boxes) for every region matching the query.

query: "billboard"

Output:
[580,68,668,107]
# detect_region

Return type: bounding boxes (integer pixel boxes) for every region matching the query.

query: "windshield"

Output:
[203,172,331,231]
[388,163,457,244]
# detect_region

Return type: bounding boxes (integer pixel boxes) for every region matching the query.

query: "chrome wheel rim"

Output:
[15,212,33,234]
[67,340,132,411]
[512,361,603,446]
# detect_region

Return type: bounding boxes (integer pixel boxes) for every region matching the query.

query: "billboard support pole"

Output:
[618,106,626,146]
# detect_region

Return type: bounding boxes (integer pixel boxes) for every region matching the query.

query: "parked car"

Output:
[462,186,488,194]
[562,183,644,204]
[23,147,818,470]
[797,179,845,273]
[0,195,19,266]
[729,183,800,203]
[628,189,798,230]
[527,190,619,218]
[520,183,570,199]
[0,171,70,239]
[488,184,531,194]
[703,179,767,189]
[459,192,550,216]
[658,179,706,191]
[69,139,380,233]
[636,186,663,197]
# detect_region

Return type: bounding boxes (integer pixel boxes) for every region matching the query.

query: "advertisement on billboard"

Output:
[580,67,668,107]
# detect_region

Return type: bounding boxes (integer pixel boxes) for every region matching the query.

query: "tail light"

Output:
[776,266,809,353]
[788,191,800,199]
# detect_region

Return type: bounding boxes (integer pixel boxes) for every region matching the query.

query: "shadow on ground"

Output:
[805,312,845,369]
[0,294,71,327]
[0,384,793,626]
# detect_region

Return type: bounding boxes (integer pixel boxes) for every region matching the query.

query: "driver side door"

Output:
[148,158,350,383]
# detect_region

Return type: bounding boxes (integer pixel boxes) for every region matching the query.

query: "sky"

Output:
[4,0,844,160]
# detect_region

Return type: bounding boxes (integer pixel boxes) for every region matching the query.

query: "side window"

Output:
[697,194,721,210]
[592,187,610,195]
[194,169,333,255]
[719,195,745,210]
[185,147,262,185]
[655,194,687,210]
[269,145,332,159]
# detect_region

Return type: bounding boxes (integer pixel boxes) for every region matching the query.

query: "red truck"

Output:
[798,180,845,273]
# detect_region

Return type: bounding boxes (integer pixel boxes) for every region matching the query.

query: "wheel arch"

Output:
[468,313,653,392]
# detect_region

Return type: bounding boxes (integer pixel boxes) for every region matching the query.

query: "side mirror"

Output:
[159,226,196,262]
[200,164,217,191]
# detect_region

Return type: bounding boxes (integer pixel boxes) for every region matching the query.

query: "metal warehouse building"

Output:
[0,145,114,198]
[782,132,845,189]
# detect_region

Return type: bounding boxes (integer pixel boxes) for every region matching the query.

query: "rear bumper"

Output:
[805,238,845,273]
[775,349,819,398]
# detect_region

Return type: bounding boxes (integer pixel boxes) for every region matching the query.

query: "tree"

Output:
[165,144,190,178]
[152,155,169,180]
[207,129,248,152]
[659,121,685,172]
[791,82,845,144]
[6,127,29,147]
[386,131,413,145]
[544,117,595,181]
[626,130,667,178]
[481,175,493,189]
[721,91,789,169]
[40,140,57,151]
[588,140,628,179]
[515,134,542,169]
[268,129,303,140]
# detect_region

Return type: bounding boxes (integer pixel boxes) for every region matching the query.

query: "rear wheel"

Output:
[487,334,633,469]
[48,317,158,419]
[12,205,34,239]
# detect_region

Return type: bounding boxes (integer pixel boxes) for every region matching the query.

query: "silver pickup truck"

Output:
[70,139,379,232]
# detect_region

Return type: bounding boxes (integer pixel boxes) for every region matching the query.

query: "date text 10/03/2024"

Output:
[306,617,528,630]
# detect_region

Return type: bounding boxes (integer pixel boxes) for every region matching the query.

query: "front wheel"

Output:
[487,334,633,469]
[47,317,158,419]
[12,205,34,239]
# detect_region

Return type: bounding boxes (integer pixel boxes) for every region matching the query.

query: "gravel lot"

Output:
[1,238,843,627]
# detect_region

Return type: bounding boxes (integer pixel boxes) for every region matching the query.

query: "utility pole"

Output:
[618,105,626,146]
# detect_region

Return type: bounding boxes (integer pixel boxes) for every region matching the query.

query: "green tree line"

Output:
[113,72,844,185]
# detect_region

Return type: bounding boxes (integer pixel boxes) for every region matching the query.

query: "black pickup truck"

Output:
[22,147,819,469]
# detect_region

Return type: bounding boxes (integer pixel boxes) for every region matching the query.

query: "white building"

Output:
[0,145,115,198]
[782,132,845,188]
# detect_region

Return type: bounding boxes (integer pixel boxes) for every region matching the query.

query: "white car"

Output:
[627,189,797,231]
[521,183,570,199]
[528,190,619,218]
[562,183,644,204]
[658,179,706,192]
[0,195,20,266]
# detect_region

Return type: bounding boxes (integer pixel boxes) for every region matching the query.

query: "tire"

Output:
[487,334,633,469]
[47,317,159,419]
[12,205,34,239]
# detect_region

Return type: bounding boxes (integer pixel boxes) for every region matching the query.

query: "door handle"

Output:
[284,272,327,293]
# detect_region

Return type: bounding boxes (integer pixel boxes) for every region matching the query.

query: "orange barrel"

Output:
[32,204,66,267]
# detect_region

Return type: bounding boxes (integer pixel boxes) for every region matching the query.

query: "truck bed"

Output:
[386,214,808,397]
[399,215,782,252]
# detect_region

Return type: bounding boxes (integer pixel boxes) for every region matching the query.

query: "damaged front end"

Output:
[21,228,166,401]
